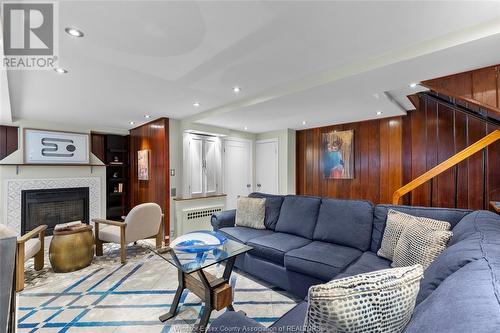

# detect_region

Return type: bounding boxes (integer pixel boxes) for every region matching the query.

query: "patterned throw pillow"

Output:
[305,265,424,333]
[235,197,266,229]
[392,223,452,269]
[377,209,451,260]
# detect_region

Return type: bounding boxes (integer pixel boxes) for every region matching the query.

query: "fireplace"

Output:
[21,187,90,236]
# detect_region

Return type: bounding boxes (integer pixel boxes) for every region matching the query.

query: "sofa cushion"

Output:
[305,265,423,333]
[378,209,451,261]
[270,301,307,332]
[416,237,483,304]
[313,198,373,251]
[417,210,500,304]
[335,251,391,279]
[247,233,311,265]
[248,192,285,230]
[275,195,321,239]
[235,197,266,229]
[448,210,500,246]
[285,241,362,281]
[371,204,470,253]
[392,222,452,270]
[207,311,269,333]
[404,259,500,333]
[218,226,273,244]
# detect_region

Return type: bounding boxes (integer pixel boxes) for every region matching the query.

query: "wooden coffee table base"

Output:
[159,256,236,332]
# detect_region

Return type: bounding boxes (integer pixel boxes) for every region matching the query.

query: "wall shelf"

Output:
[99,134,130,220]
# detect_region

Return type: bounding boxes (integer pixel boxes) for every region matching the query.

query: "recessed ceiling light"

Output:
[54,67,68,74]
[233,86,241,93]
[129,121,135,125]
[409,82,418,88]
[144,115,151,119]
[376,111,383,116]
[244,126,248,130]
[65,27,84,37]
[193,102,201,107]
[302,121,307,125]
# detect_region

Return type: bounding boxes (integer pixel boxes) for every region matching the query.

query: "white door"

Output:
[256,139,279,194]
[223,139,252,209]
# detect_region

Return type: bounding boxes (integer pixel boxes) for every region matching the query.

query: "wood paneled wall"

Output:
[90,133,106,163]
[422,65,500,121]
[296,94,499,210]
[129,118,170,241]
[0,125,18,161]
[296,117,404,204]
[405,94,499,210]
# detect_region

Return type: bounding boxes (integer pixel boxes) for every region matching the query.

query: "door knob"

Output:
[257,184,262,188]
[246,184,251,188]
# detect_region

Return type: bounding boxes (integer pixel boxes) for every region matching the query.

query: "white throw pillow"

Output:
[392,222,452,269]
[235,197,266,229]
[378,209,451,260]
[305,265,424,333]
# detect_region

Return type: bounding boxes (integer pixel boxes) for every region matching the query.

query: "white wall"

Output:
[0,119,127,226]
[256,129,296,194]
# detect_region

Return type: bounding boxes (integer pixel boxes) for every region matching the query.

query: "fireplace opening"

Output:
[21,187,90,236]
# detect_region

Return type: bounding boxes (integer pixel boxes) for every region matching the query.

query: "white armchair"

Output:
[93,203,163,264]
[16,225,47,292]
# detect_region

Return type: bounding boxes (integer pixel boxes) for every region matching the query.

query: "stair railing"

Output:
[392,129,500,205]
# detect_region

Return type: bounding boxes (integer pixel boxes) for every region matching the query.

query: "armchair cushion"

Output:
[24,238,41,261]
[98,225,126,244]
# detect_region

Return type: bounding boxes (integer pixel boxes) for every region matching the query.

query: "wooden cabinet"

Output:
[91,133,130,220]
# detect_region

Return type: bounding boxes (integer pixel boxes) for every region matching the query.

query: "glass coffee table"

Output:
[151,235,252,332]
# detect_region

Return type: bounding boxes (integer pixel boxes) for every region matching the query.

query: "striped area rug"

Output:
[17,241,300,332]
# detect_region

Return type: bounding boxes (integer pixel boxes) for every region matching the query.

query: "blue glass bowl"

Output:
[171,231,227,253]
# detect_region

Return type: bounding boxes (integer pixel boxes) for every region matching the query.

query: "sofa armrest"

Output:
[208,311,269,332]
[211,209,236,231]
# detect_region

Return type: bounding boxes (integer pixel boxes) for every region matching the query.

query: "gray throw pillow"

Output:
[378,209,451,260]
[305,265,423,333]
[235,197,266,229]
[392,223,452,269]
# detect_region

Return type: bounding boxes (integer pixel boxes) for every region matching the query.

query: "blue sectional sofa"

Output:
[209,193,500,332]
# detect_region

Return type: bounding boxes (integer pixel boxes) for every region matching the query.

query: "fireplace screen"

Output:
[21,187,89,236]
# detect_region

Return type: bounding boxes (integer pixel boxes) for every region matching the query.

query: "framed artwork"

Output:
[24,129,90,164]
[138,149,149,180]
[322,129,354,179]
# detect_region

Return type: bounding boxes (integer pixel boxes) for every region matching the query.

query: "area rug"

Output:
[17,241,300,332]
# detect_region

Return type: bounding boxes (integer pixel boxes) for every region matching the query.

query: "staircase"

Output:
[393,129,500,205]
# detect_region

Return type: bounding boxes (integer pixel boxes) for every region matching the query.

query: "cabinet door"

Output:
[189,137,204,196]
[204,137,220,195]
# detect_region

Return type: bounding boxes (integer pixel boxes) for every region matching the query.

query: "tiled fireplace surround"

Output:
[3,177,101,235]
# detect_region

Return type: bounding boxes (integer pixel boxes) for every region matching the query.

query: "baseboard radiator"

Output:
[180,205,224,235]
